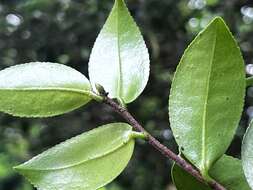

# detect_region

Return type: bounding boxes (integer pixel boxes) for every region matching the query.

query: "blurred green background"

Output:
[0,0,253,189]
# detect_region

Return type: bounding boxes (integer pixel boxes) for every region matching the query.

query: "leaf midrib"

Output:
[0,87,92,97]
[116,0,123,99]
[17,134,132,172]
[201,23,218,171]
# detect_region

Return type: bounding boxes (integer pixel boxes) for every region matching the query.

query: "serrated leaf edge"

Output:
[88,0,150,104]
[168,17,246,173]
[14,123,134,171]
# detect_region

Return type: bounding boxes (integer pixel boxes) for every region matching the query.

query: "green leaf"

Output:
[15,123,137,190]
[242,121,253,189]
[169,17,245,175]
[172,155,251,190]
[88,0,150,104]
[210,155,251,190]
[172,163,211,190]
[0,62,97,117]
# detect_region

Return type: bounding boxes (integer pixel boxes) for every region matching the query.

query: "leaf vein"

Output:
[201,23,218,172]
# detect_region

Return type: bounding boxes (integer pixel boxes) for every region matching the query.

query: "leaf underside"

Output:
[169,17,245,174]
[88,0,150,104]
[0,62,92,117]
[15,123,135,190]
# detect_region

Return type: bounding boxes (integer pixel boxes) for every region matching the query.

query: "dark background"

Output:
[0,0,253,189]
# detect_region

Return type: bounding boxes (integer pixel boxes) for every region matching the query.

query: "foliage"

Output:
[0,62,95,117]
[172,155,250,190]
[169,17,245,177]
[88,0,149,104]
[15,123,138,190]
[1,0,253,190]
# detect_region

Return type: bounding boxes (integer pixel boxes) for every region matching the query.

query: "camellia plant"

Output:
[0,0,253,189]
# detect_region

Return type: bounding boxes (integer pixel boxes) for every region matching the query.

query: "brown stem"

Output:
[103,96,226,190]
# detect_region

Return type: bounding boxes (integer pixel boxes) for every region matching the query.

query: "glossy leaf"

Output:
[15,123,137,190]
[172,155,250,190]
[88,0,150,104]
[169,17,245,175]
[242,121,253,189]
[0,62,95,117]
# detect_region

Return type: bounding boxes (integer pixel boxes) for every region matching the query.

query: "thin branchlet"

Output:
[102,96,226,190]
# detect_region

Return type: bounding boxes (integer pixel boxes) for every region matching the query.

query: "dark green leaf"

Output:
[88,0,150,104]
[172,163,211,190]
[169,17,245,175]
[15,123,137,190]
[172,155,250,190]
[242,121,253,189]
[0,62,97,117]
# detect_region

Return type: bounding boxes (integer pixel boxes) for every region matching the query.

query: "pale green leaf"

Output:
[15,123,136,190]
[172,155,250,190]
[169,17,245,175]
[242,121,253,189]
[88,0,150,104]
[0,62,96,117]
[210,155,250,190]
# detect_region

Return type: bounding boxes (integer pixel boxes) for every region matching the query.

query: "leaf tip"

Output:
[212,16,224,23]
[210,16,227,28]
[13,164,23,172]
[113,0,126,9]
[13,161,32,173]
[14,162,26,168]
